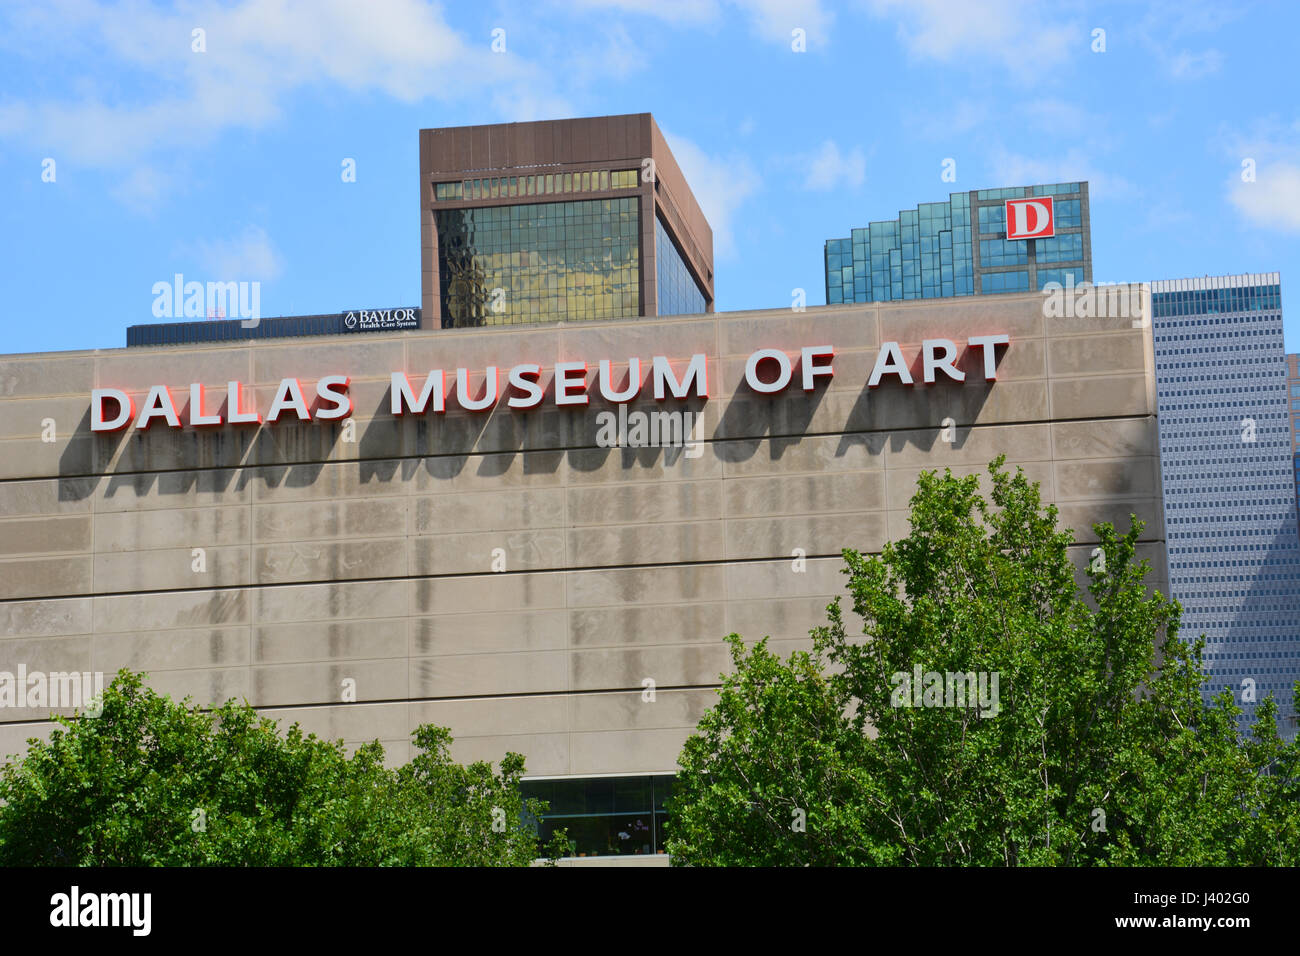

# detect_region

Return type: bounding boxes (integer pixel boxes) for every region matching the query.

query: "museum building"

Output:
[0,288,1163,857]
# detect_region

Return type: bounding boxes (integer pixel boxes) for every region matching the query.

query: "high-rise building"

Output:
[125,114,714,347]
[824,182,1091,304]
[421,113,714,328]
[1288,352,1300,530]
[1151,273,1300,735]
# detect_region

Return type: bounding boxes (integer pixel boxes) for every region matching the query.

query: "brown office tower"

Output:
[420,113,714,330]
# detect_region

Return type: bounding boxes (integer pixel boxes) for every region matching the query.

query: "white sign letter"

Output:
[868,342,913,388]
[922,339,965,384]
[266,378,311,423]
[91,389,133,432]
[745,349,793,394]
[391,371,445,415]
[314,375,352,420]
[507,364,544,409]
[967,335,1009,381]
[456,367,498,411]
[800,345,835,391]
[226,381,261,424]
[651,354,708,401]
[189,383,222,426]
[598,358,641,403]
[135,385,181,430]
[554,362,589,406]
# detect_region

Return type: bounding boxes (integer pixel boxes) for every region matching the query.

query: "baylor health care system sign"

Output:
[89,335,1010,432]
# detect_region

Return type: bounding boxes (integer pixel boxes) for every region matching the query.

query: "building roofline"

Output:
[418,112,650,135]
[1150,272,1281,292]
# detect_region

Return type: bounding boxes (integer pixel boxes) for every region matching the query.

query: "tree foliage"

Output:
[0,671,565,865]
[668,458,1300,865]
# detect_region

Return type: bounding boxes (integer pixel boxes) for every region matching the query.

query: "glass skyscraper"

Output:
[1152,273,1299,736]
[431,182,709,327]
[435,191,642,326]
[1288,352,1300,533]
[422,114,715,329]
[655,215,707,316]
[825,182,1091,303]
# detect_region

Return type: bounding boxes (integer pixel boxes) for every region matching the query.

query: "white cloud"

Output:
[0,101,29,136]
[489,87,576,124]
[989,147,1136,201]
[801,139,866,190]
[1022,98,1095,136]
[864,0,1078,78]
[912,97,1097,142]
[1219,118,1300,233]
[1166,48,1223,79]
[188,226,285,281]
[1133,2,1239,79]
[1131,199,1196,238]
[0,0,568,193]
[563,0,719,22]
[736,0,834,45]
[571,23,650,81]
[1147,109,1177,130]
[1142,0,1240,36]
[108,165,176,215]
[662,130,760,260]
[564,0,834,45]
[903,98,989,140]
[1229,163,1300,234]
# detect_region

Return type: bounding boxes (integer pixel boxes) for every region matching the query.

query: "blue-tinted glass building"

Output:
[656,215,707,317]
[1152,273,1300,736]
[1288,352,1300,533]
[824,182,1091,303]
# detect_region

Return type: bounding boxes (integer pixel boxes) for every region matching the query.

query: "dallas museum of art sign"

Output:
[88,336,1009,432]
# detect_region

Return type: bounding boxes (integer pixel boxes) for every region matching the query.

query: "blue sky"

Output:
[2,0,1298,356]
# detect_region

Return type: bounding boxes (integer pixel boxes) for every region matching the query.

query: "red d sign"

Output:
[1004,196,1055,240]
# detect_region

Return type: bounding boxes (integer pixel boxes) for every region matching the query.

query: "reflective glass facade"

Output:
[435,197,640,327]
[1289,353,1300,535]
[423,116,714,327]
[1152,274,1300,736]
[434,167,639,202]
[825,182,1090,303]
[655,215,707,316]
[520,774,673,858]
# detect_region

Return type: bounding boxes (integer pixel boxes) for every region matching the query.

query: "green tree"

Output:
[668,458,1300,865]
[0,671,566,866]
